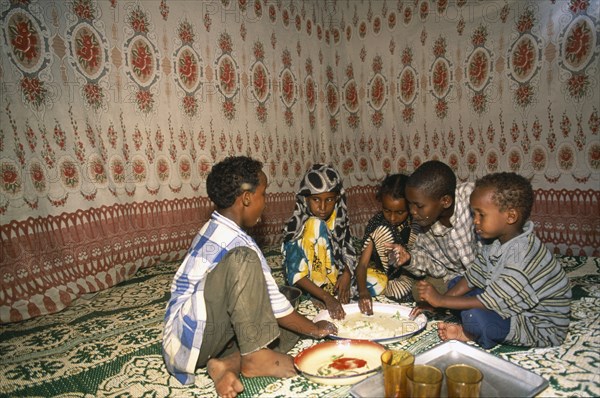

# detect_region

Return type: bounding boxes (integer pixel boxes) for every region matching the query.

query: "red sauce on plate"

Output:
[329,357,367,371]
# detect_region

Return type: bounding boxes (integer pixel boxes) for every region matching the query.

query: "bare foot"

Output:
[207,353,244,398]
[241,348,297,378]
[437,322,472,343]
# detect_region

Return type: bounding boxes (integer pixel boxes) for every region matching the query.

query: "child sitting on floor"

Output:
[282,164,355,320]
[162,156,336,397]
[390,160,478,298]
[356,174,419,315]
[411,172,571,349]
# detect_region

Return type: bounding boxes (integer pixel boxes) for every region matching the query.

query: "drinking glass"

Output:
[406,364,443,398]
[445,363,483,398]
[381,350,415,398]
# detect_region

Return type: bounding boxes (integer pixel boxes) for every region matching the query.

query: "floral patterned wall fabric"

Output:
[0,0,598,322]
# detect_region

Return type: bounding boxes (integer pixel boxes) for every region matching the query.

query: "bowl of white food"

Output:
[312,302,427,343]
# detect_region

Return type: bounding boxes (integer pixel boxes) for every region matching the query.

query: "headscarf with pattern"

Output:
[282,164,356,272]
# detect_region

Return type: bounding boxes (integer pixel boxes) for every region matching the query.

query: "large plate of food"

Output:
[294,340,386,385]
[313,302,427,343]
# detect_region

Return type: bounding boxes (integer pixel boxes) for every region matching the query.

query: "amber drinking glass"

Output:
[406,364,443,397]
[381,350,415,398]
[445,364,483,398]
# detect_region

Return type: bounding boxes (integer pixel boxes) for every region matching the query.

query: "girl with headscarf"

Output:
[282,164,355,320]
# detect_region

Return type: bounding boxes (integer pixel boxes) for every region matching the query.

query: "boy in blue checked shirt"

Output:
[162,156,336,397]
[411,172,571,349]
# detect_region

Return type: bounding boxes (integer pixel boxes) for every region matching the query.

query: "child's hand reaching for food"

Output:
[358,291,373,315]
[324,295,346,320]
[313,319,338,338]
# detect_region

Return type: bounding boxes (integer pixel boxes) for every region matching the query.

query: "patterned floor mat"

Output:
[0,255,598,397]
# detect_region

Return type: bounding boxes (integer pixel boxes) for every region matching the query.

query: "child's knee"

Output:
[461,309,508,349]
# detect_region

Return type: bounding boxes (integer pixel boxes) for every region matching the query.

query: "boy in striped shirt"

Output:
[410,172,571,349]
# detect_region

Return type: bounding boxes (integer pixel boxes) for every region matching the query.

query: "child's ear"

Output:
[242,191,251,206]
[506,208,519,224]
[441,194,453,209]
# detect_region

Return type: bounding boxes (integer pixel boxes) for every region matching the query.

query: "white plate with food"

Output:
[294,340,386,385]
[313,302,427,343]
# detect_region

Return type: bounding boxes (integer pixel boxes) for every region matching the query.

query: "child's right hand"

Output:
[324,295,346,320]
[358,292,373,315]
[313,320,338,338]
[385,243,411,266]
[409,302,435,320]
[414,280,442,307]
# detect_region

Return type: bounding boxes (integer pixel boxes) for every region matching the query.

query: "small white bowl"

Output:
[294,340,386,385]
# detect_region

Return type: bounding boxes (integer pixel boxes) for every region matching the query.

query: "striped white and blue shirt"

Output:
[465,221,571,347]
[162,211,293,385]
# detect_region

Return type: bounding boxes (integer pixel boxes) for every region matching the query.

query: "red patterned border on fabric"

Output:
[1,187,597,323]
[533,189,599,256]
[346,185,380,238]
[0,198,212,323]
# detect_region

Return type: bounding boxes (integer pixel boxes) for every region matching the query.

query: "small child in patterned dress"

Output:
[356,174,419,315]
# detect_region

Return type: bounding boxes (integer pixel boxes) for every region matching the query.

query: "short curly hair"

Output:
[475,172,534,222]
[206,156,263,209]
[376,173,410,201]
[406,160,456,200]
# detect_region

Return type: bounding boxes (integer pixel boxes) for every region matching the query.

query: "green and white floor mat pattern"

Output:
[1,255,598,397]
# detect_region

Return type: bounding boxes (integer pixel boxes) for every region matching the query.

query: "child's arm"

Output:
[295,276,345,320]
[356,241,374,315]
[445,277,473,297]
[416,280,485,310]
[335,266,352,304]
[277,310,338,338]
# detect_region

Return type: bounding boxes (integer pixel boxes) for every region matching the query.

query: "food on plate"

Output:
[312,303,428,343]
[316,354,371,376]
[295,340,386,385]
[332,310,420,340]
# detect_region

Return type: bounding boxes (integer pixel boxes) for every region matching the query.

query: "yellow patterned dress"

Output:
[284,214,340,293]
[284,212,383,296]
